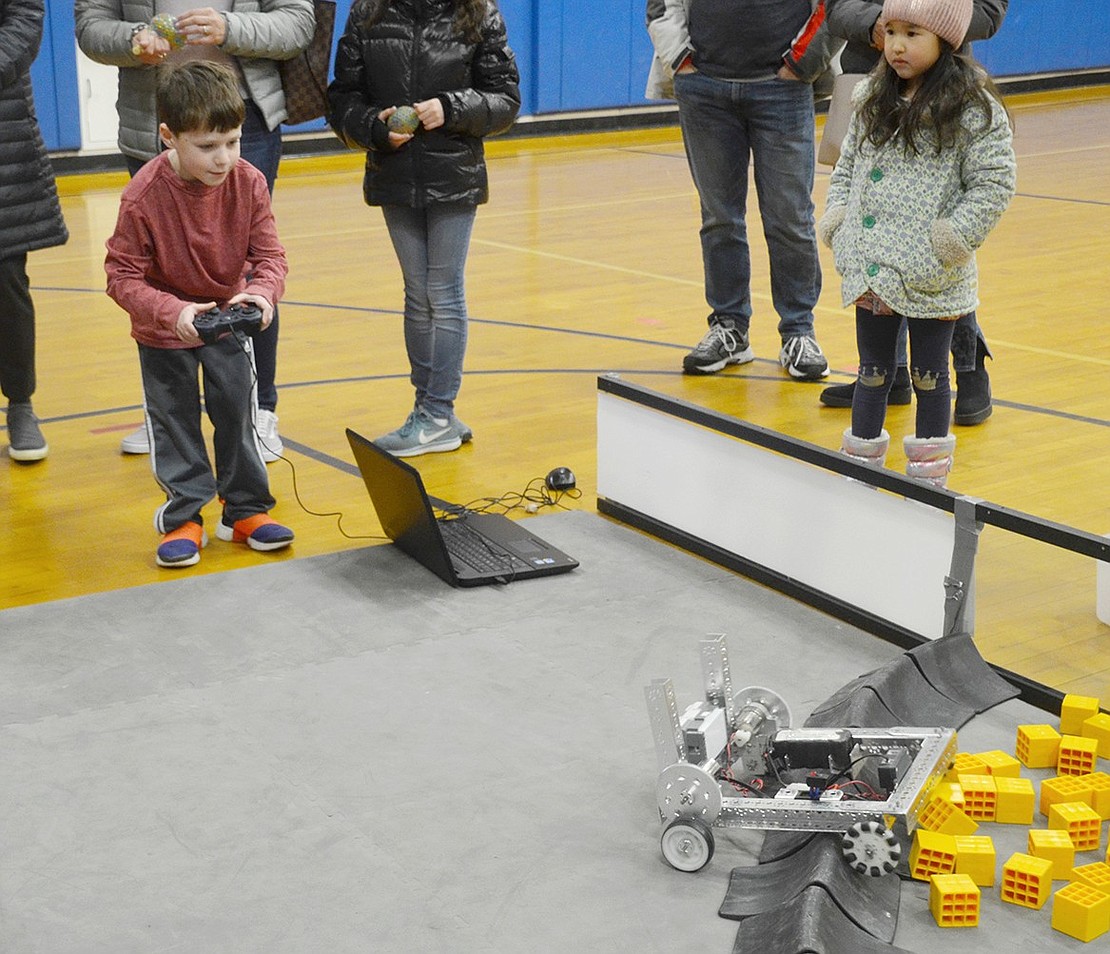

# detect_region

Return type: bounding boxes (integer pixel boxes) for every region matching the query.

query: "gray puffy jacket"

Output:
[75,0,314,162]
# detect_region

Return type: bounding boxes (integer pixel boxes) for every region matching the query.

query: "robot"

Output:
[646,636,956,875]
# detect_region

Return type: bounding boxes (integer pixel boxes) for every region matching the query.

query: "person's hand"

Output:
[228,292,274,330]
[377,107,414,149]
[176,7,228,46]
[413,98,445,130]
[175,301,217,344]
[131,28,172,64]
[777,64,801,81]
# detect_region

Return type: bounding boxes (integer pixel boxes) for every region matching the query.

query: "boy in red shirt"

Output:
[106,61,293,568]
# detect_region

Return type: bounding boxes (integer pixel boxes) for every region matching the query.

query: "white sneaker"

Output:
[256,408,283,462]
[120,423,150,454]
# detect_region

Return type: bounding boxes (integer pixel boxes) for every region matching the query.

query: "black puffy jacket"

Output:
[0,0,68,259]
[327,0,520,208]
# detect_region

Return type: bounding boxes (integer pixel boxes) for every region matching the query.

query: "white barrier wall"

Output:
[596,389,959,639]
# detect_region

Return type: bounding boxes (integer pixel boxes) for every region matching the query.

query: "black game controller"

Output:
[193,303,264,344]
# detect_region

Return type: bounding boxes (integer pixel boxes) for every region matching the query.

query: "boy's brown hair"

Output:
[156,61,246,135]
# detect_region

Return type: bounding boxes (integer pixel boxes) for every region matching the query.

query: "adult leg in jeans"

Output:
[673,71,753,336]
[747,78,821,341]
[381,203,476,421]
[239,101,283,415]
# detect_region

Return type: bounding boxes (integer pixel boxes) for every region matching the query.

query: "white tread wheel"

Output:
[660,816,715,872]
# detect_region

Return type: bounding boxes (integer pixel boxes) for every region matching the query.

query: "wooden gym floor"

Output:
[3,85,1108,698]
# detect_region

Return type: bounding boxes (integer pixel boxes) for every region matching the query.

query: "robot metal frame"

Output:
[646,635,956,875]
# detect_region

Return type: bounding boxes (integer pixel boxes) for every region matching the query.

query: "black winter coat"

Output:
[0,0,67,259]
[326,0,520,208]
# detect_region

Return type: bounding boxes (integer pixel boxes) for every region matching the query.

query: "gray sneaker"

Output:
[682,322,755,375]
[375,409,462,458]
[779,334,829,380]
[6,402,48,462]
[449,414,473,444]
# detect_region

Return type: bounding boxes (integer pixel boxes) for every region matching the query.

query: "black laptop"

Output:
[346,428,579,587]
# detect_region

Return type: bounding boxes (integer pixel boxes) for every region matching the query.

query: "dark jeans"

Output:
[673,71,820,338]
[126,101,283,410]
[852,307,955,440]
[0,253,34,403]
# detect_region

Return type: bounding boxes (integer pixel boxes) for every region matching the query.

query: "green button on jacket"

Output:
[867,263,880,277]
[870,168,883,182]
[863,214,876,228]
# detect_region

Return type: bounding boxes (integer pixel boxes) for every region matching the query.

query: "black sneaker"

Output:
[682,322,755,375]
[6,402,47,461]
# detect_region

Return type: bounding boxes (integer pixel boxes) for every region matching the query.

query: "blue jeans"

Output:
[381,204,476,420]
[126,101,284,410]
[853,307,955,440]
[674,72,821,339]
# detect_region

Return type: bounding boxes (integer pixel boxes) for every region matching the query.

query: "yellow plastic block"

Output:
[994,776,1036,825]
[1051,881,1110,943]
[957,774,998,821]
[1061,694,1101,736]
[1072,861,1110,892]
[1000,852,1054,909]
[1049,801,1103,853]
[1029,828,1076,879]
[930,873,981,927]
[930,781,965,806]
[955,834,996,887]
[910,830,958,881]
[1017,724,1061,769]
[1082,712,1110,759]
[946,752,989,782]
[1058,735,1100,777]
[974,749,1022,778]
[1042,775,1095,818]
[917,795,979,836]
[1083,773,1110,820]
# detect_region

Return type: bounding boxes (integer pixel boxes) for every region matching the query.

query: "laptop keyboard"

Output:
[438,519,532,573]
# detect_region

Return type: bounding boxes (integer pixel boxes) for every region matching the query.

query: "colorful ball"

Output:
[387,106,420,135]
[151,14,187,49]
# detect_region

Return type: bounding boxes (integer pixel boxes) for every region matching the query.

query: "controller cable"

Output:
[222,327,579,543]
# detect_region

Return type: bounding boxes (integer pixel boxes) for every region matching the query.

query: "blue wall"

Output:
[32,0,1110,151]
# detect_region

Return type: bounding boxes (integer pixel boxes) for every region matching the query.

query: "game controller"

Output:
[193,303,264,344]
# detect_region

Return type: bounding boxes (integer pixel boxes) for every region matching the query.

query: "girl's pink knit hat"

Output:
[882,0,973,48]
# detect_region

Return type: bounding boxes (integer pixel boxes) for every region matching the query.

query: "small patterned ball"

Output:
[151,13,187,48]
[387,106,420,135]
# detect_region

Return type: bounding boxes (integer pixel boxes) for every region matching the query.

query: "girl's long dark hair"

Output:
[858,46,1010,156]
[356,0,487,43]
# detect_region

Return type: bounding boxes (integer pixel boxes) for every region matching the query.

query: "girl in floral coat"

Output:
[818,0,1015,486]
